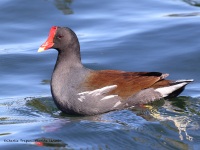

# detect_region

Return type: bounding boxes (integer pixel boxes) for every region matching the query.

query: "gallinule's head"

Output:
[38,26,80,54]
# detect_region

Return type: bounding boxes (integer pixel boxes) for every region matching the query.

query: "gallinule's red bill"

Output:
[38,26,193,115]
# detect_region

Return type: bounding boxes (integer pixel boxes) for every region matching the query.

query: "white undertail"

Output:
[155,79,193,97]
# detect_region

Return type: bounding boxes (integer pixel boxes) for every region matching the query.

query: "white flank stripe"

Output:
[101,95,118,101]
[77,85,117,102]
[78,98,83,102]
[77,91,90,95]
[155,82,187,97]
[113,101,122,108]
[78,96,85,102]
[89,85,117,96]
[78,85,117,96]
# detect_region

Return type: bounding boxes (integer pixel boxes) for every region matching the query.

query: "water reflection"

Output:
[27,96,199,142]
[135,97,200,141]
[41,79,50,85]
[166,12,200,17]
[149,105,193,141]
[9,96,196,149]
[1,96,198,149]
[34,137,67,148]
[53,0,73,15]
[182,0,200,7]
[26,97,58,115]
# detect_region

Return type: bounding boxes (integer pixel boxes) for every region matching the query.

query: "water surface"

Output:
[0,0,200,149]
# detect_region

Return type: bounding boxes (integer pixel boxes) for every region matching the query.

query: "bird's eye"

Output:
[57,35,63,39]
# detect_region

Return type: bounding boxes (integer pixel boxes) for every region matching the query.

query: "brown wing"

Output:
[84,70,172,100]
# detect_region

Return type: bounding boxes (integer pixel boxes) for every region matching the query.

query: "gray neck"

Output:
[55,51,83,69]
[55,35,83,69]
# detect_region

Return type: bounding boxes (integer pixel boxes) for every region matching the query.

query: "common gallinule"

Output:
[38,26,193,115]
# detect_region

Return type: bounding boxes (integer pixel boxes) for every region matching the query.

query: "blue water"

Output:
[1,0,200,149]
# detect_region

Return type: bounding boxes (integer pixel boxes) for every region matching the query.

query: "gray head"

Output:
[38,26,81,60]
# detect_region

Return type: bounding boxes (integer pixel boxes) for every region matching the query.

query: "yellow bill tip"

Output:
[38,47,45,52]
